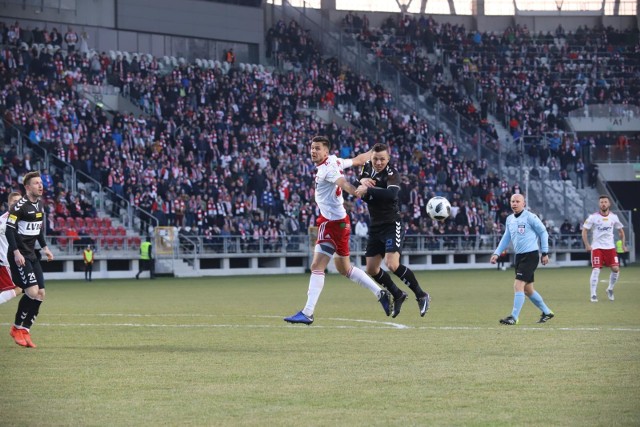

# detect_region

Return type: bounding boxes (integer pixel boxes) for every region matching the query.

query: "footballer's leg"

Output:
[284,249,332,325]
[386,233,430,317]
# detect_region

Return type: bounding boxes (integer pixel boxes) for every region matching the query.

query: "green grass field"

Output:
[1,266,639,426]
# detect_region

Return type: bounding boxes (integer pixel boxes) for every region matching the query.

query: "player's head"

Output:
[371,143,390,173]
[510,193,525,214]
[8,191,21,208]
[23,171,43,200]
[310,136,331,165]
[599,195,611,214]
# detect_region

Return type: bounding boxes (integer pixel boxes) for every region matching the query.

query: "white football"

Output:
[426,196,451,221]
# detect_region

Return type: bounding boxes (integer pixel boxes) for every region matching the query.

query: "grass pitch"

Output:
[1,266,639,426]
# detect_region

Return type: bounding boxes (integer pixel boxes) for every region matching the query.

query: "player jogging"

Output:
[6,172,54,348]
[0,192,23,305]
[581,195,626,302]
[355,143,431,318]
[284,136,391,325]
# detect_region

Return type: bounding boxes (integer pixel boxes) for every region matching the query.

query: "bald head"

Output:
[510,193,525,214]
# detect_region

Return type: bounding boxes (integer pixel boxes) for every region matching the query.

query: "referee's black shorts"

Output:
[365,221,404,258]
[514,250,539,283]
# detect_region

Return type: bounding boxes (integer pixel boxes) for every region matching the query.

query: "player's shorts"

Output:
[0,265,16,291]
[8,257,44,290]
[365,221,404,258]
[591,248,619,268]
[316,214,351,257]
[514,250,539,283]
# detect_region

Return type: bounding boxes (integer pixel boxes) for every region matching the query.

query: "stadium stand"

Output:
[0,10,635,276]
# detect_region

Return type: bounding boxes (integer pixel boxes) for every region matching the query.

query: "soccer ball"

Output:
[426,196,451,221]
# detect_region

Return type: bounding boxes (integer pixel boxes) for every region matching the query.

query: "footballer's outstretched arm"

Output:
[335,176,358,197]
[350,150,373,167]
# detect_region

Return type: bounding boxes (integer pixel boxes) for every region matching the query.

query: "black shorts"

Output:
[514,251,539,283]
[365,221,404,258]
[8,257,45,290]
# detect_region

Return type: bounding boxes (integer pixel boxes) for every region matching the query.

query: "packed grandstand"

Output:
[0,10,637,262]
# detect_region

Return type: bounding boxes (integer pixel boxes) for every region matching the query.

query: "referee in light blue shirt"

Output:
[491,194,555,325]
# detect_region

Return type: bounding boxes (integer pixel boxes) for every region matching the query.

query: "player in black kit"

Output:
[6,171,54,348]
[356,143,430,318]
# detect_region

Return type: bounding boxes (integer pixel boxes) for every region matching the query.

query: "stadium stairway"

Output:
[156,258,201,278]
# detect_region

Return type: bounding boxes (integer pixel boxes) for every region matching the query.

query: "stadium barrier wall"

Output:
[42,234,597,280]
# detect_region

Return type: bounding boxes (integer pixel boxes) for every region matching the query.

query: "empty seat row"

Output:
[55,216,112,230]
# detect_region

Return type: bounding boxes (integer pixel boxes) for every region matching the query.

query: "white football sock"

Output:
[303,270,325,317]
[348,266,382,297]
[590,268,600,296]
[0,289,17,305]
[608,272,619,290]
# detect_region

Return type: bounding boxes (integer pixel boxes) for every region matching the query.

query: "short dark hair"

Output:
[372,143,389,153]
[311,136,331,150]
[599,195,610,201]
[23,171,41,186]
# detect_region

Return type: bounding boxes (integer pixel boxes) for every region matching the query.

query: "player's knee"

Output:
[384,259,399,272]
[336,264,350,277]
[38,289,46,300]
[24,286,39,299]
[612,266,620,273]
[365,265,378,276]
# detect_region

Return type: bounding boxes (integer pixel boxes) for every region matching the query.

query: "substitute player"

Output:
[284,136,391,325]
[581,195,626,302]
[0,192,22,305]
[355,143,431,318]
[6,172,54,348]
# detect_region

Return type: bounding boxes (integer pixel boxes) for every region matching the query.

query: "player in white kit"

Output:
[581,195,626,302]
[0,192,22,305]
[284,136,391,325]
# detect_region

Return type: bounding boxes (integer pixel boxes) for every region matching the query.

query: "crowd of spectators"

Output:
[1,17,602,253]
[347,14,639,185]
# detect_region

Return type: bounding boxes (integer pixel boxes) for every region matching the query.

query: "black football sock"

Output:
[393,264,427,298]
[373,269,403,299]
[14,294,40,328]
[26,299,42,329]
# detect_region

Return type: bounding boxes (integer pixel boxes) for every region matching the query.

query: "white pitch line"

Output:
[1,319,638,332]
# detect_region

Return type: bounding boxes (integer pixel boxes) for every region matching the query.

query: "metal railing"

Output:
[157,232,613,259]
[7,123,158,236]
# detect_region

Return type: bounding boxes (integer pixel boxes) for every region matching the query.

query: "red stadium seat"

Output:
[55,217,66,231]
[75,217,85,231]
[103,217,112,228]
[128,236,141,249]
[117,226,126,236]
[90,227,101,239]
[84,217,94,228]
[106,237,115,249]
[65,217,75,229]
[114,236,125,249]
[58,237,69,250]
